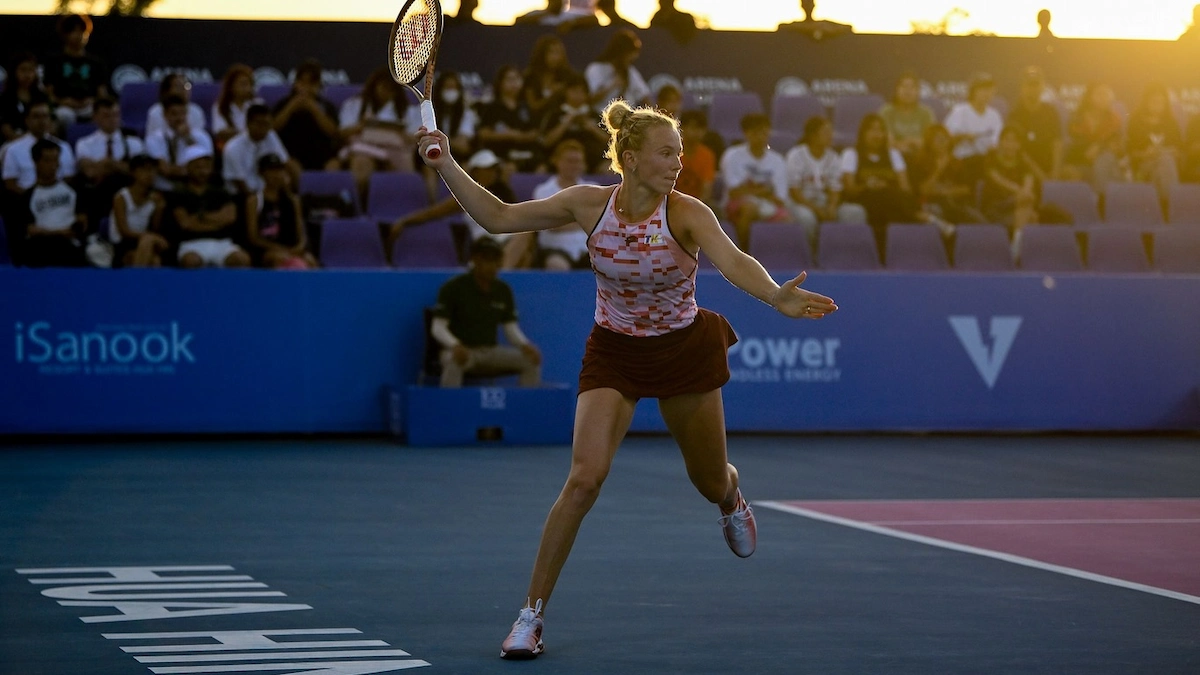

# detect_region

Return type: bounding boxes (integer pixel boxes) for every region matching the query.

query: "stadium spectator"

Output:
[515,0,591,27]
[779,0,854,40]
[339,67,416,197]
[0,52,50,143]
[585,29,652,112]
[75,97,145,225]
[167,145,250,269]
[1006,66,1064,179]
[431,71,479,155]
[446,0,480,24]
[720,113,793,250]
[981,126,1067,254]
[109,154,167,268]
[430,236,542,388]
[785,115,867,245]
[145,95,214,191]
[390,149,531,269]
[43,14,110,127]
[877,71,936,158]
[1185,112,1200,182]
[1063,82,1126,194]
[477,65,543,172]
[943,72,1004,185]
[539,73,609,172]
[532,139,595,270]
[596,0,638,30]
[650,0,700,44]
[211,64,261,148]
[1126,83,1182,203]
[676,110,716,207]
[144,74,207,140]
[272,60,341,171]
[909,123,984,225]
[841,113,923,253]
[522,35,578,119]
[3,101,76,194]
[15,139,86,267]
[655,83,683,119]
[1036,9,1054,39]
[244,154,316,269]
[223,104,295,196]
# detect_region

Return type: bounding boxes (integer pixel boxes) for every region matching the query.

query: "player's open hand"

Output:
[416,127,450,168]
[772,272,838,319]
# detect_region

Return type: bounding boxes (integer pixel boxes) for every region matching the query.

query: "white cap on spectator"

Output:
[180,145,213,165]
[465,149,501,171]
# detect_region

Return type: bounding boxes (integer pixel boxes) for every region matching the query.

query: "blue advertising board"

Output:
[1,268,1197,435]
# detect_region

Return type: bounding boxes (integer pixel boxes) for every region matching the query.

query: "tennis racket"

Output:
[388,0,444,159]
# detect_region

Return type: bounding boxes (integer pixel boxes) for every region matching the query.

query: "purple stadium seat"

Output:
[509,172,550,202]
[1085,226,1150,273]
[709,92,765,146]
[817,222,881,270]
[953,224,1014,271]
[1041,180,1101,227]
[324,84,362,109]
[583,172,621,186]
[770,94,826,145]
[318,217,388,269]
[831,94,885,148]
[1167,184,1200,225]
[391,219,461,268]
[1153,228,1200,273]
[366,172,430,224]
[1017,225,1083,272]
[922,97,948,122]
[1104,182,1163,226]
[748,222,814,271]
[886,223,949,271]
[257,84,292,109]
[118,81,160,133]
[298,170,360,216]
[66,122,97,146]
[190,82,221,127]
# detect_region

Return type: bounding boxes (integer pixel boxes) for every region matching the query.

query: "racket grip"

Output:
[421,100,440,159]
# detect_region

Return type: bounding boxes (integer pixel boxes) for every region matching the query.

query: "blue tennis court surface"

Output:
[2,434,1198,674]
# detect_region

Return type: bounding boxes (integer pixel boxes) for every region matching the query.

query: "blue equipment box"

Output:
[405,384,575,446]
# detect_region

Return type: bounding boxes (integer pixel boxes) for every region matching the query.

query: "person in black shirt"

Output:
[0,52,50,143]
[477,65,543,172]
[272,60,341,170]
[244,154,316,269]
[43,14,110,127]
[539,73,609,172]
[1126,82,1182,202]
[430,237,542,388]
[1005,66,1063,179]
[167,146,250,268]
[650,0,699,43]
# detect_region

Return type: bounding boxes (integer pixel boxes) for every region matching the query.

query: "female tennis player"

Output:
[415,100,838,660]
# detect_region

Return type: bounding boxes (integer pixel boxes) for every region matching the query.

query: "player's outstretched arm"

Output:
[416,127,585,235]
[679,196,838,320]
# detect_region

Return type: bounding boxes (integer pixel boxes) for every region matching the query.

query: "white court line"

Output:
[757,500,1200,607]
[872,518,1200,526]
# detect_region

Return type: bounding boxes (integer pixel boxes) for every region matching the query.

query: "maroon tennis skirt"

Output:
[578,308,739,400]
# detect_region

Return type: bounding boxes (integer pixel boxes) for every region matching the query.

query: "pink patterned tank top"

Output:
[588,187,698,336]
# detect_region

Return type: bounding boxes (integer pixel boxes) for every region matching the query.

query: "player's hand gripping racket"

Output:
[388,0,444,159]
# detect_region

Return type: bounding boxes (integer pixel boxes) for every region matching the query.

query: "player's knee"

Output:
[225,250,251,268]
[179,252,204,269]
[564,469,607,508]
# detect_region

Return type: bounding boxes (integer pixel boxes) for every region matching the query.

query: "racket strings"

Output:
[392,3,439,84]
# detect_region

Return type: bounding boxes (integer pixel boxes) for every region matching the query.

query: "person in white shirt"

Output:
[222,104,294,195]
[144,95,214,190]
[785,115,867,245]
[2,101,76,194]
[74,96,146,224]
[585,29,651,113]
[144,73,207,139]
[943,73,1004,184]
[339,67,418,194]
[532,139,596,270]
[109,154,167,267]
[18,139,85,267]
[719,113,793,250]
[211,64,261,147]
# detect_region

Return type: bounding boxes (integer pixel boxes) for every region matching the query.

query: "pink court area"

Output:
[777,499,1200,599]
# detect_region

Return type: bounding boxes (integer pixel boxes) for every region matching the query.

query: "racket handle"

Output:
[421,99,441,159]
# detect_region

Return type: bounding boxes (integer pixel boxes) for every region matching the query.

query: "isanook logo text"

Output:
[14,321,196,376]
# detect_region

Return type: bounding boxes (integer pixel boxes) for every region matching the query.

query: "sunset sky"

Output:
[0,0,1197,40]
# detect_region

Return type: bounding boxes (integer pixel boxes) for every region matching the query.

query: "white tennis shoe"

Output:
[719,490,757,558]
[500,598,545,659]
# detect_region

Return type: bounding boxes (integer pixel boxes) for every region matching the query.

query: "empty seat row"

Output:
[1043,181,1200,227]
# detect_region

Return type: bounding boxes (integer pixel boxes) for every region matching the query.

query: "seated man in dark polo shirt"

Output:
[430,237,542,388]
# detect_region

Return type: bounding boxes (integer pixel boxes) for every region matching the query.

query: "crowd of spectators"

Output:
[3,7,1200,270]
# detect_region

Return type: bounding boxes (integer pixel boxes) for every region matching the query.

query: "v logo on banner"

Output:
[948,316,1022,389]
